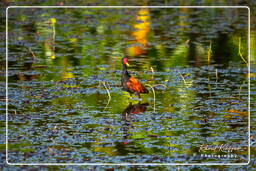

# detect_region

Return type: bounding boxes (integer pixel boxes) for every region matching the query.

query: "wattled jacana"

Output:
[121,57,148,99]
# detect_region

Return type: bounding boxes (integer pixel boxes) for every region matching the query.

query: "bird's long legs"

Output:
[129,93,142,101]
[136,93,142,101]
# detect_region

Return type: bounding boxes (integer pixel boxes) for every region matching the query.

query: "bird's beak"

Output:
[125,62,130,67]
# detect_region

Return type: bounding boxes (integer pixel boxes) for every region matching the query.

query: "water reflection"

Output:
[127,8,150,57]
[123,102,149,116]
[121,102,149,140]
[119,102,149,156]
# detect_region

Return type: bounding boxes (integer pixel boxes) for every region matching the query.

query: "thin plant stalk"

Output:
[28,47,37,59]
[179,72,188,88]
[152,84,167,89]
[150,67,155,79]
[238,80,245,98]
[99,81,111,111]
[208,76,212,97]
[50,18,56,40]
[52,25,55,40]
[215,69,218,82]
[238,37,247,64]
[145,84,156,113]
[207,41,212,65]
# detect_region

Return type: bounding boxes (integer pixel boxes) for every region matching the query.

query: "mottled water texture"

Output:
[5,7,249,163]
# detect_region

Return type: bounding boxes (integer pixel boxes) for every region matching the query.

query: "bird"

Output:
[121,57,149,99]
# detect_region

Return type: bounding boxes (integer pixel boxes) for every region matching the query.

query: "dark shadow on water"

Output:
[212,32,234,67]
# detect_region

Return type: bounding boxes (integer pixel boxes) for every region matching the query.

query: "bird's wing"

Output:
[126,77,148,93]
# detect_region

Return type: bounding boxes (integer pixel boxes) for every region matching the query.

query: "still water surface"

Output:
[5,7,249,163]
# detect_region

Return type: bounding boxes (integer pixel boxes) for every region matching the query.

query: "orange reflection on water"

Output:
[127,8,150,57]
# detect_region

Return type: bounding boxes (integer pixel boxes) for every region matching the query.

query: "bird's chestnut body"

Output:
[121,57,148,99]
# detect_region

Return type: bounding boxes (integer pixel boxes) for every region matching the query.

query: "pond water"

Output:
[4,7,249,164]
